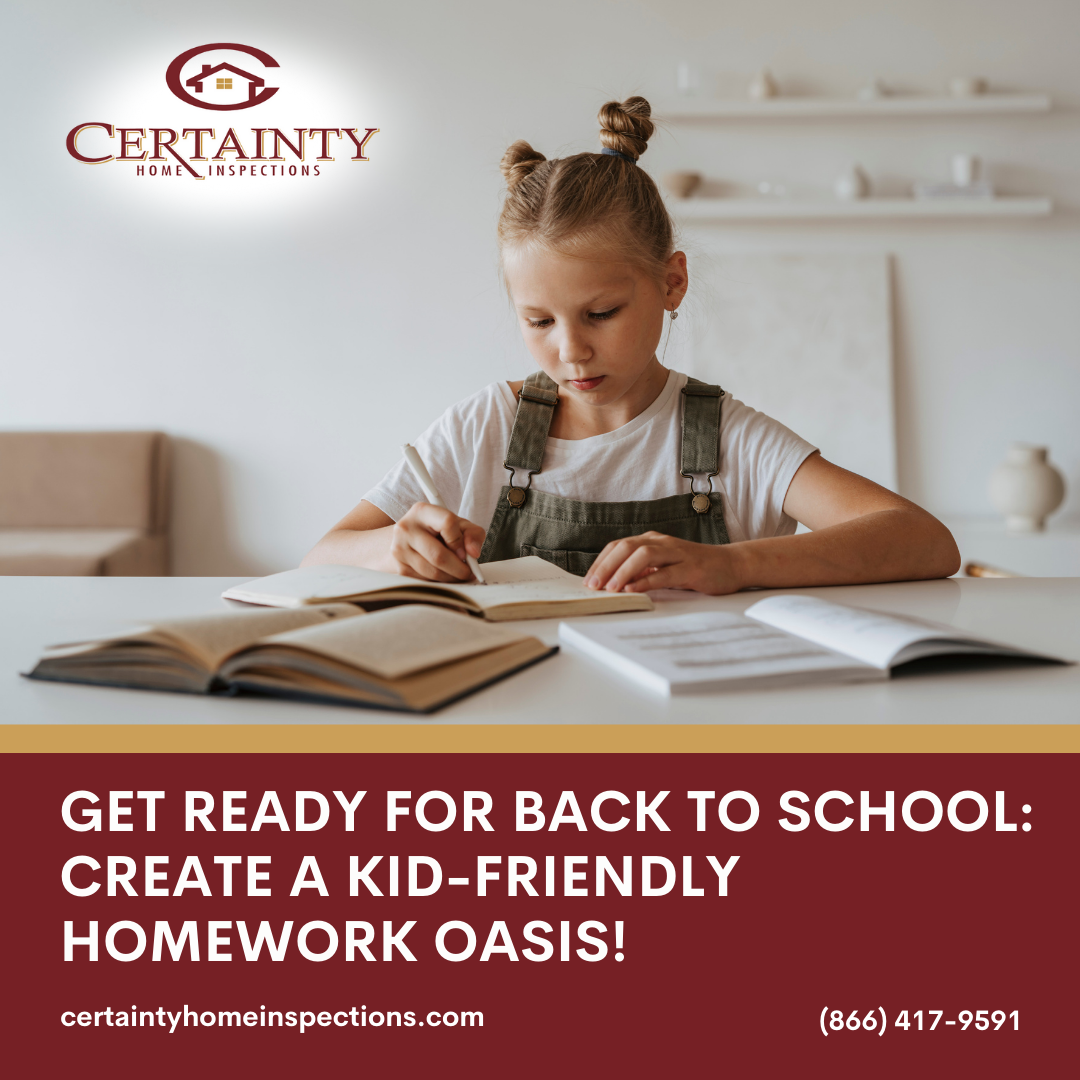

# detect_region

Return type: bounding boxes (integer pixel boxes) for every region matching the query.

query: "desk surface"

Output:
[1,576,1077,744]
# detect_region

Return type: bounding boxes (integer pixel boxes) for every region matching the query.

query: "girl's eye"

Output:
[526,308,618,329]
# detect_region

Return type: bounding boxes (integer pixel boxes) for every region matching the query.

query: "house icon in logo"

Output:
[185,62,266,103]
[167,43,280,111]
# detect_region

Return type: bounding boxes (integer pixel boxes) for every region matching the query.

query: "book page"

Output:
[45,605,361,671]
[244,606,533,680]
[437,557,613,611]
[154,605,362,668]
[468,557,573,585]
[561,611,874,689]
[744,595,976,670]
[222,564,422,605]
[222,556,596,614]
[44,609,360,665]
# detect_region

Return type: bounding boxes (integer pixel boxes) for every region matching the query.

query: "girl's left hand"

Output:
[584,532,742,595]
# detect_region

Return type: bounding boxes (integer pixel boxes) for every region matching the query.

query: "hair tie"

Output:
[601,147,635,164]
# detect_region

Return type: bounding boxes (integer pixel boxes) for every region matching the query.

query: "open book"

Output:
[558,594,1067,695]
[222,555,653,621]
[26,604,555,712]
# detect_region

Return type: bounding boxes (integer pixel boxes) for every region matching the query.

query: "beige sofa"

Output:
[0,432,170,575]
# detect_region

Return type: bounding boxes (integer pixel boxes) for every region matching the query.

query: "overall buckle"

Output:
[518,385,559,406]
[682,471,716,514]
[504,465,534,508]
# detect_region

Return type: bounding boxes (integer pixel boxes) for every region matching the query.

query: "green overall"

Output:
[478,371,731,576]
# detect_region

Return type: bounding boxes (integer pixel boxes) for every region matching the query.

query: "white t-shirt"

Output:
[363,369,817,543]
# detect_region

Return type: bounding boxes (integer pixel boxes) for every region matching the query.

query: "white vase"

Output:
[950,75,987,97]
[989,443,1066,532]
[834,164,870,201]
[951,153,981,187]
[748,69,778,100]
[676,62,700,96]
[856,77,888,101]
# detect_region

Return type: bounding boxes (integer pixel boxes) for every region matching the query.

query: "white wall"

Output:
[2,0,1077,574]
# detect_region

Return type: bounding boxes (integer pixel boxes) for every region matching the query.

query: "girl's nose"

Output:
[557,326,592,366]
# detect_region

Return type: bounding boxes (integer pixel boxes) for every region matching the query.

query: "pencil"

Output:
[402,443,487,584]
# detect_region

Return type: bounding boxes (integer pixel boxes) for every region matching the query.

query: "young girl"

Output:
[304,97,959,593]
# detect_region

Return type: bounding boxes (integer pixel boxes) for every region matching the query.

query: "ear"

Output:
[664,251,689,310]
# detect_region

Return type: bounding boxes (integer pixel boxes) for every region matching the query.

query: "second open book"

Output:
[222,556,653,621]
[27,604,554,712]
[558,594,1066,695]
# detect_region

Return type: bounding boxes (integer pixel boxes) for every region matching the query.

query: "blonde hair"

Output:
[498,97,675,285]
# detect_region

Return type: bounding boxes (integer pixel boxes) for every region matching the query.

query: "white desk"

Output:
[1,576,1077,729]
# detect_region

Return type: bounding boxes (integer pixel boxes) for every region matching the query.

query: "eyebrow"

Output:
[517,294,626,313]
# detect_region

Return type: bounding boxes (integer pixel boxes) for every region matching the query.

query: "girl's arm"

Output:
[584,452,961,594]
[301,499,486,583]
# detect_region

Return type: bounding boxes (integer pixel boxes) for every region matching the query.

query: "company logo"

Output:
[165,43,279,111]
[65,44,378,184]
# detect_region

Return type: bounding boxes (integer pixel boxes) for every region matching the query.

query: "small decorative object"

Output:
[834,164,870,201]
[951,153,981,187]
[663,171,703,199]
[748,69,779,100]
[949,75,987,97]
[856,77,888,101]
[915,155,993,199]
[989,443,1066,532]
[676,62,700,96]
[756,179,788,198]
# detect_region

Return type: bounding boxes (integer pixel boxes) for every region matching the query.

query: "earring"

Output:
[669,309,679,321]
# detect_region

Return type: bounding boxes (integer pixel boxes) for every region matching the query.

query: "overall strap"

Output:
[680,378,724,478]
[504,370,559,476]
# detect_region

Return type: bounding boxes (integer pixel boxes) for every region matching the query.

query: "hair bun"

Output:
[597,97,654,162]
[501,140,547,189]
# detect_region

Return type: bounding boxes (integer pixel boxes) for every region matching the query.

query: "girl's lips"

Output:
[568,376,605,391]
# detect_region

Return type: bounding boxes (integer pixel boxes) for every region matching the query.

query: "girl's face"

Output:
[503,246,687,409]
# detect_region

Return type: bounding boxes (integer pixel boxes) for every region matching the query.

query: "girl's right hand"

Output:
[389,502,487,582]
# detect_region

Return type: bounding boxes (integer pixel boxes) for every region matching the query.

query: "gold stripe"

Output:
[1,725,1076,754]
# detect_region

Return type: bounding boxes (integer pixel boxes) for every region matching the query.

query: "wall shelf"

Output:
[674,197,1053,220]
[662,94,1051,120]
[944,517,1080,578]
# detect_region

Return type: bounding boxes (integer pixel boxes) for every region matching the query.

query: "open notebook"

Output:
[26,604,555,712]
[558,594,1068,695]
[222,556,653,621]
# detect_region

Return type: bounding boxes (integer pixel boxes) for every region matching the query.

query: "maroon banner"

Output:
[4,752,1074,1076]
